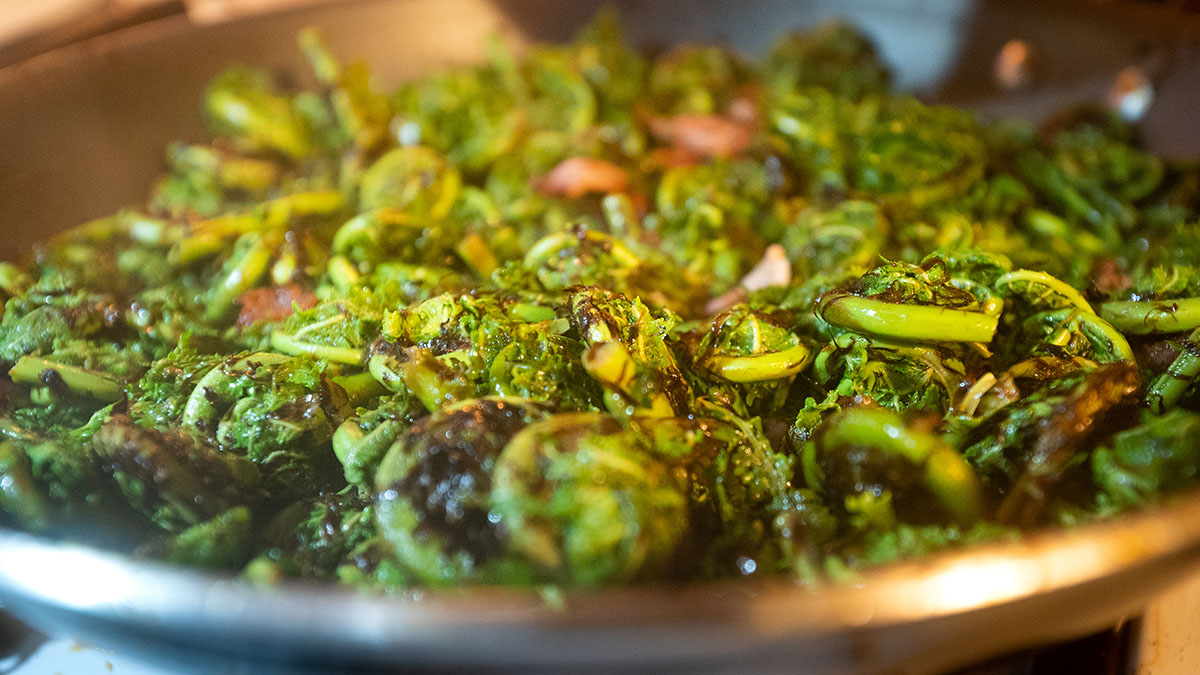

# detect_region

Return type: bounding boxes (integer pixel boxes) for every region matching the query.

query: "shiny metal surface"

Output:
[3,1,1200,672]
[5,493,1200,673]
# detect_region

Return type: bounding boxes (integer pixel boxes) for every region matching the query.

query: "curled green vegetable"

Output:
[374,397,553,585]
[490,413,689,585]
[707,343,813,382]
[1023,308,1134,364]
[994,269,1094,313]
[806,407,983,526]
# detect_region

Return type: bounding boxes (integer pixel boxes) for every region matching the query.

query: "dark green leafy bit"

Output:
[244,490,377,580]
[960,362,1141,526]
[850,521,1019,568]
[0,408,138,540]
[1092,408,1200,510]
[176,353,350,501]
[3,15,1199,590]
[91,414,260,531]
[764,22,891,100]
[160,506,255,569]
[0,275,126,366]
[128,338,226,428]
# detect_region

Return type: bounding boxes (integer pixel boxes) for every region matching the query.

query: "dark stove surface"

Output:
[0,611,1140,675]
[954,622,1137,675]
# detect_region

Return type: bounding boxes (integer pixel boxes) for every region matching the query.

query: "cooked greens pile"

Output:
[4,17,1200,589]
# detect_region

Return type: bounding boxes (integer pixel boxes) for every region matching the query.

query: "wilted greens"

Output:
[4,17,1200,590]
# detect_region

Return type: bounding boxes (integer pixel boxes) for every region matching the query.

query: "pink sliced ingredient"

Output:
[537,157,630,198]
[648,113,755,159]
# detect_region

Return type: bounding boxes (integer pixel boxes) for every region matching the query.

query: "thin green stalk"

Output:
[9,356,122,403]
[270,331,364,365]
[205,233,276,321]
[1147,328,1200,414]
[817,293,998,343]
[0,441,50,531]
[1100,297,1200,335]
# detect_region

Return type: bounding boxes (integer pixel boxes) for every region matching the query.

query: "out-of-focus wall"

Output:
[184,0,338,23]
[0,0,340,65]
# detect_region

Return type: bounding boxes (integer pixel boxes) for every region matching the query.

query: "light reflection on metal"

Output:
[922,556,1040,614]
[1109,66,1154,122]
[1,497,1199,672]
[994,39,1033,91]
[5,546,136,610]
[392,119,421,146]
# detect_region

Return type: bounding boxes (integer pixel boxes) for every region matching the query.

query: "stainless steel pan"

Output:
[3,1,1200,672]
